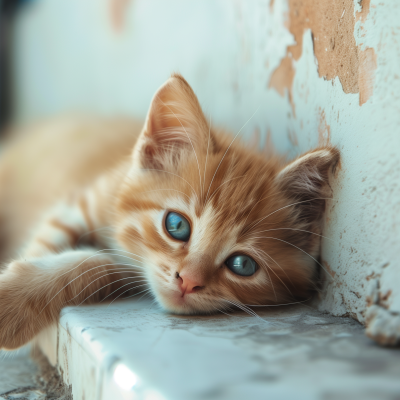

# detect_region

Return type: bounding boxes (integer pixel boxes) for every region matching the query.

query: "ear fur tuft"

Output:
[276,146,340,224]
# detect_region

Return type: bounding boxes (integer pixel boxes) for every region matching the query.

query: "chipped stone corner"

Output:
[364,276,400,347]
[32,347,73,400]
[0,347,72,400]
[365,305,400,347]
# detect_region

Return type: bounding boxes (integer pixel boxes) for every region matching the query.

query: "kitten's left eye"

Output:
[165,212,191,241]
[225,255,257,277]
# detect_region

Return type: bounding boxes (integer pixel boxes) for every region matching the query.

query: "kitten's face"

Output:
[116,75,339,314]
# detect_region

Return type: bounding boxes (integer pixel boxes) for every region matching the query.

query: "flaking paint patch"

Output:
[269,0,375,107]
[109,0,132,32]
[269,0,275,12]
[356,0,371,23]
[268,55,296,114]
[323,260,336,278]
[318,109,331,145]
[358,47,377,106]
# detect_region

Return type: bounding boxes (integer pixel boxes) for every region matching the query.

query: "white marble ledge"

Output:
[35,300,400,400]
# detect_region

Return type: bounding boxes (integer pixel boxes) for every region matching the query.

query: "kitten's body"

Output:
[0,75,339,349]
[0,117,142,261]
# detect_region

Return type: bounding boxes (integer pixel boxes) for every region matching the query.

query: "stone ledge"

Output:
[35,300,400,400]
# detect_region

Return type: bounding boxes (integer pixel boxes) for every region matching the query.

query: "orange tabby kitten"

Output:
[0,74,339,349]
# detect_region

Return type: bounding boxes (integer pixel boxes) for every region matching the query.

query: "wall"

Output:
[12,0,400,344]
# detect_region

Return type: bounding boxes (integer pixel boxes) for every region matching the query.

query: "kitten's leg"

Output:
[0,250,128,349]
[0,184,138,349]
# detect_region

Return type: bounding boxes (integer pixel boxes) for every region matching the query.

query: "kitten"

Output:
[0,74,339,349]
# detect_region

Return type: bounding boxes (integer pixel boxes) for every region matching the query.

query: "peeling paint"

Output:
[269,0,376,106]
[268,55,296,114]
[358,47,377,105]
[109,0,132,32]
[318,109,331,145]
[356,0,371,23]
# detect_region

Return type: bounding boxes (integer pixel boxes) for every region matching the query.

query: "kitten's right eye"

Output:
[165,212,191,241]
[225,255,257,277]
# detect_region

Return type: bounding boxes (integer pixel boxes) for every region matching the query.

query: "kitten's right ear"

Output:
[132,74,212,170]
[275,147,340,225]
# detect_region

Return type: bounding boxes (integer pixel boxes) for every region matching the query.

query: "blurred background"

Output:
[1,0,308,155]
[0,0,399,353]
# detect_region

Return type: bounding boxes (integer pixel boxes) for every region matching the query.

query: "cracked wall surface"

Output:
[13,0,400,345]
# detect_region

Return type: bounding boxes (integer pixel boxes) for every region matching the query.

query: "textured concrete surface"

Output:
[35,299,400,400]
[0,347,71,400]
[0,347,39,395]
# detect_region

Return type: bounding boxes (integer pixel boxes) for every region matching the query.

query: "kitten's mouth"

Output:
[157,288,197,313]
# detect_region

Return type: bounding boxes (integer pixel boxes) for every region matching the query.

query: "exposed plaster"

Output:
[269,0,377,106]
[109,0,132,32]
[268,55,296,114]
[358,47,377,106]
[318,109,331,145]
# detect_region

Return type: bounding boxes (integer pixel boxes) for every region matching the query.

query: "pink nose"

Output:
[177,273,204,296]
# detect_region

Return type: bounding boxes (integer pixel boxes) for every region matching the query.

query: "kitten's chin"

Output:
[156,290,211,315]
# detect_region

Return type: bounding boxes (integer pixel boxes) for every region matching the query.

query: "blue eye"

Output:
[226,255,257,277]
[165,212,191,241]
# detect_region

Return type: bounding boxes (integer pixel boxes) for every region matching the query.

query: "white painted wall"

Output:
[13,0,400,344]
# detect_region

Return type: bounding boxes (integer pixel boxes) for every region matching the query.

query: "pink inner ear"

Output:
[276,147,340,224]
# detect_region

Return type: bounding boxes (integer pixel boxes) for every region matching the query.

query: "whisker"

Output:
[206,175,247,204]
[244,297,312,307]
[239,193,279,236]
[69,275,147,306]
[249,245,277,302]
[140,188,191,201]
[252,236,334,279]
[96,248,149,262]
[260,258,294,298]
[205,107,259,203]
[202,113,212,201]
[161,101,202,198]
[100,279,149,303]
[38,262,146,314]
[76,279,148,307]
[221,298,270,325]
[141,168,199,202]
[124,288,153,302]
[56,250,150,280]
[108,285,150,307]
[249,197,335,232]
[214,308,233,317]
[253,246,294,287]
[254,227,333,241]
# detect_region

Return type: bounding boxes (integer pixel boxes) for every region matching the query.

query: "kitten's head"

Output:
[116,74,339,314]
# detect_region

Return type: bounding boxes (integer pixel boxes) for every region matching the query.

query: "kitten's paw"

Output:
[0,265,39,349]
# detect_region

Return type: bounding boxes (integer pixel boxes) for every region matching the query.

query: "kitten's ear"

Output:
[133,74,211,170]
[276,147,340,224]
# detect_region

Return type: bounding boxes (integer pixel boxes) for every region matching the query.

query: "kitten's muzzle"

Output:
[176,272,204,297]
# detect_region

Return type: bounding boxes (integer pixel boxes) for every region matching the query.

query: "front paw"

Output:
[0,268,39,350]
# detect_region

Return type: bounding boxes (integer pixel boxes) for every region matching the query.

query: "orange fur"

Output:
[0,75,339,349]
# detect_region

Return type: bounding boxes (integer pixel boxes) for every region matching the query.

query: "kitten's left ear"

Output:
[133,74,212,170]
[276,147,340,224]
